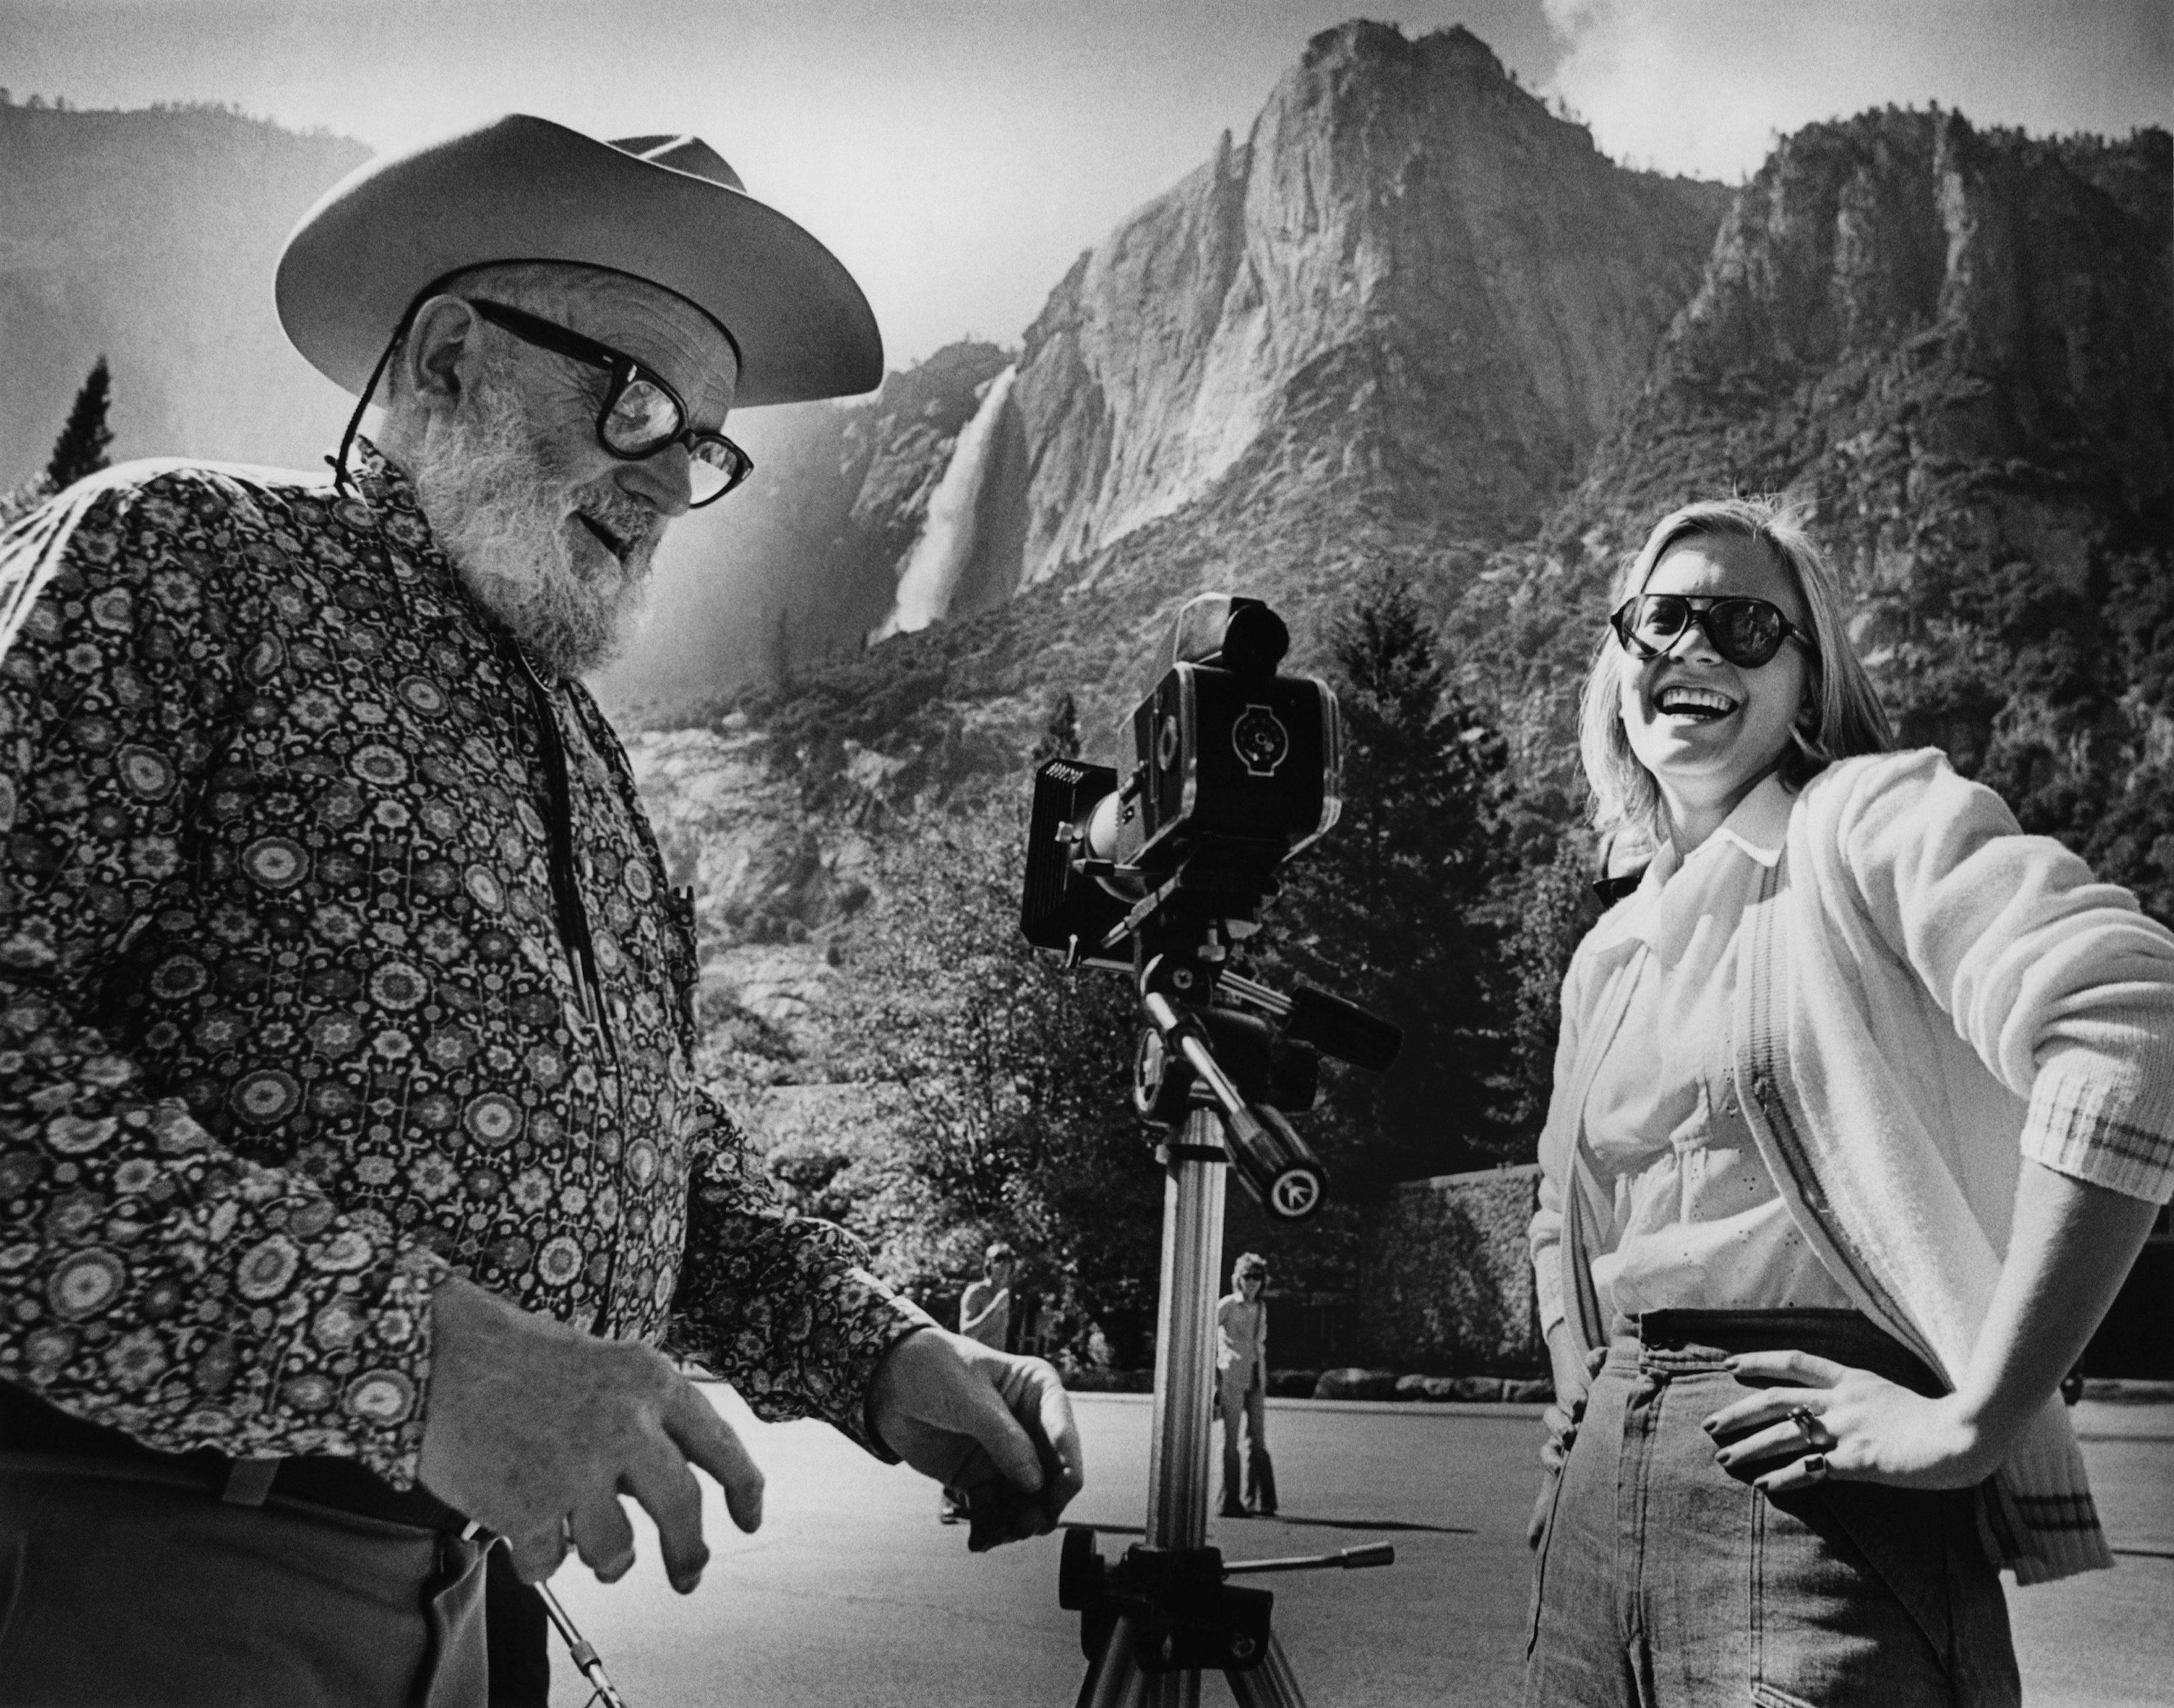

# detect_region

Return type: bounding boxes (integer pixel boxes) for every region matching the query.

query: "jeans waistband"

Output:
[0,1379,468,1533]
[1606,1308,1945,1398]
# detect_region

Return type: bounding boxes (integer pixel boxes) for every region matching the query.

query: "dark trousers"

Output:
[1525,1310,2020,1708]
[0,1452,487,1706]
[0,1384,550,1706]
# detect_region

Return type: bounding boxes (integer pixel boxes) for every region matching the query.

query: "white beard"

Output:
[409,373,662,677]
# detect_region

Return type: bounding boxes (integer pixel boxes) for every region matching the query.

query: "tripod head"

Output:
[1127,905,1397,1222]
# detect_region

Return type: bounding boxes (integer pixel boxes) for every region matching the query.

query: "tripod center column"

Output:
[1145,1106,1230,1549]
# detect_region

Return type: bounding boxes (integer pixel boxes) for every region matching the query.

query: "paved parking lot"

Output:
[544,1389,2174,1707]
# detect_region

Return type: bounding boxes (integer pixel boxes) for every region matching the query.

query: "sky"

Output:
[5,0,2167,369]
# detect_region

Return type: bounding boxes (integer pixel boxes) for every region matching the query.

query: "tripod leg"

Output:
[1145,1671,1202,1708]
[1226,1632,1308,1708]
[1146,1110,1228,1548]
[1081,1613,1148,1708]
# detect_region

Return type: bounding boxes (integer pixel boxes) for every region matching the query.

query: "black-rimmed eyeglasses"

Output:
[467,298,754,507]
[1608,593,1814,669]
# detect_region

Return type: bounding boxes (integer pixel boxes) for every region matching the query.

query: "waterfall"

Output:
[870,364,1018,641]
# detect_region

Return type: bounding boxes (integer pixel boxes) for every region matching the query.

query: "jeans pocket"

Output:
[1749,1483,1955,1706]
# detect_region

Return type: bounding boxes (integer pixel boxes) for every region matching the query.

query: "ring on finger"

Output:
[1787,1404,1824,1448]
[1801,1452,1828,1484]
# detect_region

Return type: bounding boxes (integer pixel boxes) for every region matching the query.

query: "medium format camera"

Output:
[1018,595,1397,1221]
[1020,594,1340,970]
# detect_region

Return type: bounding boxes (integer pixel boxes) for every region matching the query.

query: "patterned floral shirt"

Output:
[0,444,929,1485]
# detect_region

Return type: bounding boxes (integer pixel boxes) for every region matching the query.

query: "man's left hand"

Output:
[869,1329,1085,1552]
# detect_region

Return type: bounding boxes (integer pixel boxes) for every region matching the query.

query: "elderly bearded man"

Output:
[0,117,1082,1706]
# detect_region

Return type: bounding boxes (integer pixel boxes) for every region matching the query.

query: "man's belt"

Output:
[0,1379,470,1533]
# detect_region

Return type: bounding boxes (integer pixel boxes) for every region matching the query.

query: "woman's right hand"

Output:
[1538,1397,1585,1475]
[1539,1324,1606,1469]
[1529,1334,1607,1547]
[1527,1395,1586,1549]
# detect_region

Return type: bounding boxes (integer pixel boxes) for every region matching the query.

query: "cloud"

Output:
[1541,0,2174,181]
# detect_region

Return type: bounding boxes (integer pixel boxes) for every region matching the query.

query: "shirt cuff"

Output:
[1531,1235,1567,1339]
[346,1246,453,1486]
[2022,1057,2174,1204]
[820,1271,940,1461]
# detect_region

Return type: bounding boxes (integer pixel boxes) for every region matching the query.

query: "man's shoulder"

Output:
[16,457,339,562]
[63,456,332,513]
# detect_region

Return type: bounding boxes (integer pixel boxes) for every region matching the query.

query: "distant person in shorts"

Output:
[1217,1252,1276,1517]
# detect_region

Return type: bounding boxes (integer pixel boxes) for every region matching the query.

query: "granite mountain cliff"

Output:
[602,22,1730,713]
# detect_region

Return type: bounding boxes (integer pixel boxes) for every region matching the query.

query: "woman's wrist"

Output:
[1544,1322,1591,1406]
[1943,1379,2038,1472]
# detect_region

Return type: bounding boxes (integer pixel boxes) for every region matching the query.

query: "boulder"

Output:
[1313,1367,1401,1401]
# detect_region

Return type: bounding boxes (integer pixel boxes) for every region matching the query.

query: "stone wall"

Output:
[1357,1164,1543,1375]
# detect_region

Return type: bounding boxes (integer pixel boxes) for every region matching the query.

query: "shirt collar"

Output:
[340,435,479,604]
[1585,772,1794,956]
[343,436,426,523]
[1703,771,1794,868]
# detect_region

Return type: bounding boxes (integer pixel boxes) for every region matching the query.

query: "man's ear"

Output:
[401,296,484,413]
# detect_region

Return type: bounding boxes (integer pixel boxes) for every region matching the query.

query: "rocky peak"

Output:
[1004,21,1728,587]
[1657,109,2168,509]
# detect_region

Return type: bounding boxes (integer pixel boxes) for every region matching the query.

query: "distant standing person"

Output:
[960,1242,1017,1351]
[1217,1253,1276,1517]
[941,1242,1018,1522]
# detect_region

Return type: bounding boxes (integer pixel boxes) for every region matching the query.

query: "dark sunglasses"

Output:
[467,299,753,506]
[1609,593,1814,669]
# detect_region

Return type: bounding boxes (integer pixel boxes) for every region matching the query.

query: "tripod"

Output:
[1060,973,1396,1707]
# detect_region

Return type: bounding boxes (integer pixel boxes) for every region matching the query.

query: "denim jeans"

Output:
[1218,1365,1276,1516]
[1524,1310,2020,1708]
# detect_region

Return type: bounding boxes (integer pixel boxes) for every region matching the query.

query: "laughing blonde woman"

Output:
[1523,496,2174,1706]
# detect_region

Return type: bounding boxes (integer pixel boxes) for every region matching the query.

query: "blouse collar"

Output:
[1588,772,1795,957]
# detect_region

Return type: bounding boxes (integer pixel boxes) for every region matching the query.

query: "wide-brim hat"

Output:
[276,114,882,408]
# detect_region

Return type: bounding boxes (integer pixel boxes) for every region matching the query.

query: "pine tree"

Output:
[1030,690,1082,765]
[1499,838,1599,1144]
[1254,573,1517,1189]
[45,357,115,491]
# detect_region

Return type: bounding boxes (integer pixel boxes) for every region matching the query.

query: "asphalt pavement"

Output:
[544,1389,2174,1707]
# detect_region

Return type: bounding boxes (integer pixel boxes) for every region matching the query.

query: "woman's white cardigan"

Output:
[1531,749,2174,1582]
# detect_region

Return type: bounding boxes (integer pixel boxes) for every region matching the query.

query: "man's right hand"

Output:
[416,1278,764,1589]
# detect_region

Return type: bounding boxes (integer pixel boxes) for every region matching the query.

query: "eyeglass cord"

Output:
[508,644,614,1054]
[326,325,407,501]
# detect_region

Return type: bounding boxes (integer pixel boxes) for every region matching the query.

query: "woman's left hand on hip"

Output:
[1699,1349,2005,1495]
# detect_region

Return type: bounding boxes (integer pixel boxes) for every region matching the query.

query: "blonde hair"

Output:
[1578,496,1892,840]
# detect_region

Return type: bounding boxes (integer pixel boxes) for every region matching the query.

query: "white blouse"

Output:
[1579,775,1854,1325]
